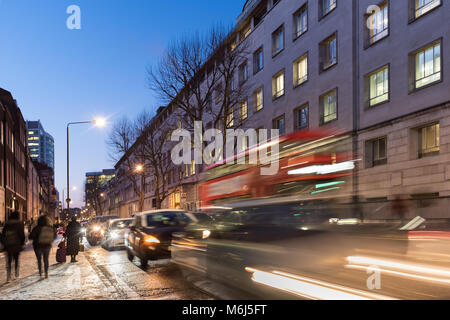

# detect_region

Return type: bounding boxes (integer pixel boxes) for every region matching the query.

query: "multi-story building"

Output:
[0,88,29,222]
[27,160,40,222]
[103,0,450,219]
[26,120,55,170]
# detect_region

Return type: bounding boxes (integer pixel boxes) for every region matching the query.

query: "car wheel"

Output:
[140,256,148,268]
[127,249,134,262]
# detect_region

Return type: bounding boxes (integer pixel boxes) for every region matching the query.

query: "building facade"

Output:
[26,120,55,170]
[102,0,450,219]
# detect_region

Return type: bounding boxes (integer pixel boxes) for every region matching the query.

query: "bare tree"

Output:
[107,116,148,212]
[84,175,104,216]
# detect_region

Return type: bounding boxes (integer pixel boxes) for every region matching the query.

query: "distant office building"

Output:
[26,120,55,169]
[86,169,116,185]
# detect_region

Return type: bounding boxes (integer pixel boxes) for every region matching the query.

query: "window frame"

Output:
[319,32,338,73]
[294,104,309,131]
[319,88,338,125]
[253,47,264,75]
[239,98,248,121]
[239,61,249,84]
[272,114,286,136]
[293,52,309,88]
[409,0,442,23]
[365,63,390,108]
[272,69,285,100]
[319,0,337,21]
[253,87,264,112]
[293,3,308,41]
[419,123,440,158]
[364,0,389,48]
[272,25,285,58]
[409,38,443,93]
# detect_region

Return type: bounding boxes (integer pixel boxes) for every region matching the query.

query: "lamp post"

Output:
[66,118,106,210]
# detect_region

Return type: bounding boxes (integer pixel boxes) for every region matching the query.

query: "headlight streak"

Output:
[288,161,356,175]
[346,256,450,286]
[245,267,395,300]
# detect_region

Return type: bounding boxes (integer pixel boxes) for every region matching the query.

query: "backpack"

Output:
[38,226,54,245]
[5,229,20,247]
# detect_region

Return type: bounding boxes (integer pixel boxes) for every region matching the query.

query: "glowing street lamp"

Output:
[135,164,144,173]
[66,118,106,210]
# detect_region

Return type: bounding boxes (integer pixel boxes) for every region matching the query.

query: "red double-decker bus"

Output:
[199,129,355,206]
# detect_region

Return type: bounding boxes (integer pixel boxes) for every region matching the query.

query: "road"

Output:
[0,237,212,300]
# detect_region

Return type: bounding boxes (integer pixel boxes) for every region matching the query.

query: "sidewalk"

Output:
[0,238,110,300]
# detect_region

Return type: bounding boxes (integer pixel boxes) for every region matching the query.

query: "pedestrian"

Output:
[29,215,56,279]
[56,233,67,263]
[66,216,81,263]
[0,212,25,282]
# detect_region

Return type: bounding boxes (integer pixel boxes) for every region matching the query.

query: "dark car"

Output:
[86,215,118,246]
[125,210,195,267]
[171,199,411,300]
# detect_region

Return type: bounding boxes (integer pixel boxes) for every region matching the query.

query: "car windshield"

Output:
[145,212,182,227]
[111,220,132,229]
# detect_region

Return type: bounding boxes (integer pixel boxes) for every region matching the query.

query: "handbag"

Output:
[79,243,84,252]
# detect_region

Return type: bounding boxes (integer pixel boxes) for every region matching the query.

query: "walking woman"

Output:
[0,212,25,282]
[29,216,56,279]
[66,216,81,263]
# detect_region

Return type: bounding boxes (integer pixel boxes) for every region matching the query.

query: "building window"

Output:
[293,5,308,39]
[367,1,388,45]
[239,61,248,84]
[184,164,189,177]
[240,22,251,41]
[253,47,264,74]
[226,107,234,128]
[295,104,309,131]
[215,84,223,104]
[272,25,284,57]
[273,115,285,136]
[413,41,441,90]
[320,89,337,124]
[240,99,248,121]
[319,33,337,72]
[190,160,196,175]
[419,123,440,157]
[272,70,285,99]
[414,0,441,19]
[320,0,337,19]
[293,53,308,86]
[254,87,264,112]
[368,65,389,106]
[365,137,387,168]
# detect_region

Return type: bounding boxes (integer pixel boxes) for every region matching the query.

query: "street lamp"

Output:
[66,118,106,210]
[135,164,144,173]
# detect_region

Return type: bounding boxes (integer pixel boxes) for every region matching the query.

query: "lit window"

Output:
[272,26,284,56]
[367,2,388,45]
[293,54,308,86]
[184,164,189,177]
[226,107,234,128]
[272,71,284,99]
[415,41,441,89]
[294,5,308,39]
[254,87,264,112]
[240,99,248,121]
[415,0,440,18]
[321,89,337,124]
[240,22,251,41]
[420,123,440,157]
[369,66,389,106]
[190,160,196,175]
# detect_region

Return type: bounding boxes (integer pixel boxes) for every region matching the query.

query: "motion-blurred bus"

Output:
[199,129,355,206]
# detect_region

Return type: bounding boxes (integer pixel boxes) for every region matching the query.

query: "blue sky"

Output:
[0,0,243,208]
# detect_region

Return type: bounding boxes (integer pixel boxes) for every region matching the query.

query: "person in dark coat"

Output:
[1,212,25,282]
[29,215,56,279]
[66,216,81,263]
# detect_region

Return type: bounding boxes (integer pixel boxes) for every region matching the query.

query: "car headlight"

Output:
[110,232,119,240]
[202,230,211,239]
[144,235,160,244]
[93,225,101,232]
[100,229,105,236]
[81,227,86,233]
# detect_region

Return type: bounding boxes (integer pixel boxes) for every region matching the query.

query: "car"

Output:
[125,210,196,267]
[102,218,133,250]
[86,215,118,246]
[171,199,410,300]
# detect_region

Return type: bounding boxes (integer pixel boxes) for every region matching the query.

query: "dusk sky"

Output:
[0,0,243,207]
